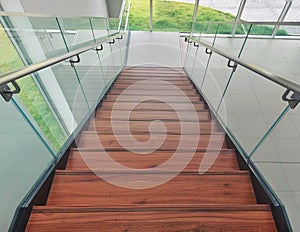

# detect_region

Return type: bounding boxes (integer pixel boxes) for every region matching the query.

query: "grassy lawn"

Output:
[129,0,287,35]
[0,25,66,152]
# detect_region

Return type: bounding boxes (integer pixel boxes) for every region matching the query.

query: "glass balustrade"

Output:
[0,11,129,231]
[184,21,300,231]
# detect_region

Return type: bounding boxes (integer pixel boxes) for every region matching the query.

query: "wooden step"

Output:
[124,66,185,72]
[118,75,187,81]
[100,101,206,111]
[46,171,256,206]
[122,70,186,75]
[87,120,218,134]
[104,94,201,103]
[115,79,192,86]
[124,66,184,71]
[66,149,238,171]
[112,83,195,90]
[108,88,198,96]
[78,133,226,150]
[96,110,210,121]
[26,205,276,232]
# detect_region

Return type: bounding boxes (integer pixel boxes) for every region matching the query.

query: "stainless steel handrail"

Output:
[0,32,123,86]
[187,36,300,95]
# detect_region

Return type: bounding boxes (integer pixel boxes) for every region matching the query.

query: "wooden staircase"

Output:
[26,67,277,231]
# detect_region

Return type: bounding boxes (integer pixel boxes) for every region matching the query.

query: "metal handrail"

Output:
[0,0,132,87]
[187,36,300,95]
[0,32,123,86]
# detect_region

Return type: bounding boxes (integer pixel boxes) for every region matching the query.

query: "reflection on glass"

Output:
[0,23,66,152]
[58,17,94,51]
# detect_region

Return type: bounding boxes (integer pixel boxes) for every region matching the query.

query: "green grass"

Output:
[0,25,66,152]
[129,0,288,35]
[129,0,237,32]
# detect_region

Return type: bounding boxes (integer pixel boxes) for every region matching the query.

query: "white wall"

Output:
[20,0,108,17]
[0,0,109,17]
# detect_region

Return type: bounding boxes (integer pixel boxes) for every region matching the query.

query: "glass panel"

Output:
[129,0,150,31]
[90,17,109,41]
[189,45,210,89]
[58,17,94,51]
[217,66,287,155]
[0,22,67,152]
[73,49,107,109]
[276,24,300,37]
[119,32,129,64]
[241,1,285,21]
[110,39,123,74]
[119,0,129,31]
[200,30,246,111]
[99,42,118,85]
[285,1,300,22]
[153,0,193,32]
[240,34,300,83]
[40,61,90,130]
[251,104,300,231]
[0,98,54,232]
[201,53,233,111]
[15,76,67,152]
[199,0,241,20]
[108,18,119,34]
[0,16,68,71]
[184,42,196,77]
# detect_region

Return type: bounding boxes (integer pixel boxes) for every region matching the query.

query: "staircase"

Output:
[26,67,277,231]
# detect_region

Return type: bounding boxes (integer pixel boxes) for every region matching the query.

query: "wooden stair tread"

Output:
[66,150,238,171]
[100,101,206,111]
[115,79,191,86]
[31,204,273,212]
[25,66,278,231]
[104,95,201,103]
[78,133,226,150]
[87,120,218,134]
[27,205,276,232]
[111,83,194,90]
[108,89,198,96]
[46,171,256,206]
[96,110,210,121]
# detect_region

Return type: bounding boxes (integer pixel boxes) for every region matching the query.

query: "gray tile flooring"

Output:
[182,35,300,230]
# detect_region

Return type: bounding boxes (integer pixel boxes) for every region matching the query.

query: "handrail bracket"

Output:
[0,81,21,102]
[227,59,238,72]
[69,54,81,67]
[282,89,300,109]
[205,48,212,55]
[93,44,103,52]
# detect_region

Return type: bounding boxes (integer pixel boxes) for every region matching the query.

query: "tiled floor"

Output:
[182,34,300,231]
